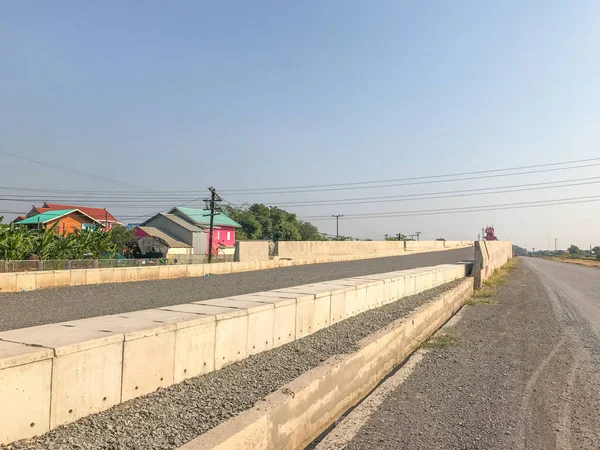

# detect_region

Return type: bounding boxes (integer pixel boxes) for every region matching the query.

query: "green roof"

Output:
[173,207,242,228]
[17,209,76,225]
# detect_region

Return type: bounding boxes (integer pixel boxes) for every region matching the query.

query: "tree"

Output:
[108,226,136,254]
[568,245,581,255]
[223,203,326,242]
[593,246,600,260]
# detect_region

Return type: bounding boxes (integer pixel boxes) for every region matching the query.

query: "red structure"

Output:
[484,225,498,241]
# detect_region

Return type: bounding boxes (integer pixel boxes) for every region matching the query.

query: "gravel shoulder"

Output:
[0,248,472,331]
[339,258,600,450]
[3,281,462,450]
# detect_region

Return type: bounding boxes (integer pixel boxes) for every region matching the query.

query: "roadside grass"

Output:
[421,333,459,349]
[550,257,600,269]
[468,258,518,305]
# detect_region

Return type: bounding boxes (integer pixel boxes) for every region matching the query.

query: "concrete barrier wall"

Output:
[181,278,474,450]
[274,240,472,259]
[0,262,471,444]
[234,241,270,262]
[0,242,473,293]
[473,240,513,288]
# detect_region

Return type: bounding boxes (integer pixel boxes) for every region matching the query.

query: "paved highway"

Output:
[317,257,600,450]
[0,247,473,332]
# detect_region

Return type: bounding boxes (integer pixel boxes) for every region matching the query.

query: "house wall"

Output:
[207,226,236,254]
[47,212,98,235]
[192,232,207,255]
[143,215,193,246]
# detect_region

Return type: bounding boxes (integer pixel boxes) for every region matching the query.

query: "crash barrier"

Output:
[473,241,513,288]
[0,263,471,444]
[0,242,473,293]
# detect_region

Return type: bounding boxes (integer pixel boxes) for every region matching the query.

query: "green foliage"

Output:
[108,226,136,253]
[384,233,413,241]
[0,222,119,261]
[568,244,581,255]
[223,204,327,241]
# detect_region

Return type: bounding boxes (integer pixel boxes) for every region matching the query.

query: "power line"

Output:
[1,157,599,197]
[301,195,600,220]
[0,149,151,191]
[218,157,600,193]
[2,175,600,208]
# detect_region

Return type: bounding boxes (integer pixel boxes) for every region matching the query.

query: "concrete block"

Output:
[99,268,114,284]
[243,292,298,346]
[168,265,187,279]
[321,283,357,323]
[63,314,177,403]
[403,272,418,296]
[113,267,138,283]
[50,341,123,427]
[35,271,55,289]
[85,269,102,285]
[53,270,71,287]
[137,265,158,281]
[120,308,217,383]
[295,295,315,338]
[187,264,205,277]
[331,279,368,314]
[207,262,233,274]
[201,298,275,356]
[0,323,125,428]
[15,272,36,291]
[0,273,17,292]
[158,265,170,280]
[122,331,175,401]
[275,286,331,331]
[0,341,53,445]
[173,318,216,382]
[174,303,248,370]
[268,290,316,339]
[70,269,86,286]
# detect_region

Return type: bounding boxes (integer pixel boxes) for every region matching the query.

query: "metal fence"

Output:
[0,255,234,273]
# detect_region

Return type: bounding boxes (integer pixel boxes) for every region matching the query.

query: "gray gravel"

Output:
[2,282,461,450]
[342,258,600,450]
[0,248,472,331]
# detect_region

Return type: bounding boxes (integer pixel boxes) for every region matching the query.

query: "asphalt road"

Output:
[0,247,473,332]
[318,257,600,450]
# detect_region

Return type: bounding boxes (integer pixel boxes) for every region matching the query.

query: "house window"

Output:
[217,231,220,239]
[227,231,231,240]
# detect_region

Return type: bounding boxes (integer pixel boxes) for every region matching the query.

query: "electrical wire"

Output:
[1,175,599,208]
[301,195,600,220]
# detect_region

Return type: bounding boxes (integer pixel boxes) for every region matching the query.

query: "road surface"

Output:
[0,247,472,331]
[317,257,600,450]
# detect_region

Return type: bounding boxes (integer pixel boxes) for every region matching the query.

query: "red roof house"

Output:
[26,203,123,231]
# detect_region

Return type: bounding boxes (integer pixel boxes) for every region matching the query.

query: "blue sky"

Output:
[1,1,599,249]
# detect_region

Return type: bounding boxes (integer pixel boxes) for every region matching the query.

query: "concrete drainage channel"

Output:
[180,278,473,450]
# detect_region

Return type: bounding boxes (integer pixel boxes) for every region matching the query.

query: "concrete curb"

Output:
[179,278,474,450]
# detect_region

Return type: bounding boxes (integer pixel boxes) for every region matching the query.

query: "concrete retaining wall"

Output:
[181,278,474,450]
[0,263,471,444]
[473,240,513,288]
[0,242,473,293]
[234,241,270,262]
[274,240,472,259]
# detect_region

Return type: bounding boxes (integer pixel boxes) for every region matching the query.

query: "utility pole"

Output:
[415,231,421,241]
[204,187,222,263]
[332,214,343,240]
[397,232,403,241]
[555,238,557,252]
[547,233,550,251]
